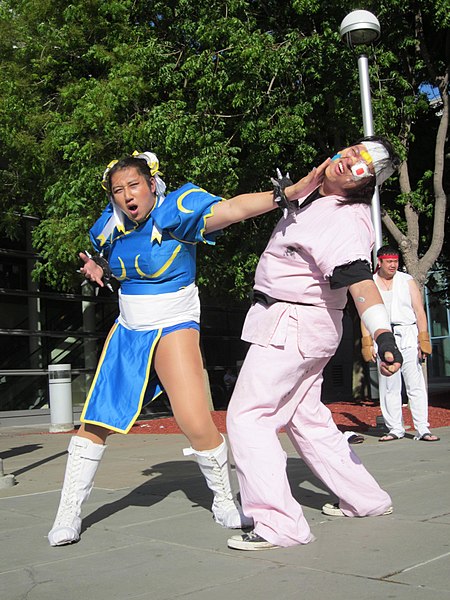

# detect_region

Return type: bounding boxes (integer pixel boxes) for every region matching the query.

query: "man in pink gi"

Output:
[227,136,402,551]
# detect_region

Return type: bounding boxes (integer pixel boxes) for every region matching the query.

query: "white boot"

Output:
[48,436,106,546]
[183,434,253,529]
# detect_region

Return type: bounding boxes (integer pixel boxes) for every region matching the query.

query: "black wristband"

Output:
[271,171,293,217]
[91,254,112,277]
[376,332,403,365]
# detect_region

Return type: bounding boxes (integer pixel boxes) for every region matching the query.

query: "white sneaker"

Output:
[322,502,393,517]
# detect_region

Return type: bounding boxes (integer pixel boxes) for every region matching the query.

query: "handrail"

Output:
[0,247,40,259]
[0,368,95,376]
[0,286,118,304]
[0,328,107,338]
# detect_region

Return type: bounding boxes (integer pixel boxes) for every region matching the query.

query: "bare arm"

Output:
[350,279,389,339]
[409,279,431,359]
[205,189,275,234]
[349,279,402,376]
[205,159,330,233]
[409,279,428,332]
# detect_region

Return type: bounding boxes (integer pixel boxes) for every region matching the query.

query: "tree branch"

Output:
[381,209,405,246]
[420,67,449,275]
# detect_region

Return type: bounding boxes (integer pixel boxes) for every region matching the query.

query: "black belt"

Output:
[391,322,416,327]
[251,289,316,308]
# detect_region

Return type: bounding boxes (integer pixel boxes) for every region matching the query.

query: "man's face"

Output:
[322,144,375,196]
[378,257,399,278]
[110,167,156,223]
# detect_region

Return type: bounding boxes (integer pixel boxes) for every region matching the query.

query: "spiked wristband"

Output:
[90,253,115,291]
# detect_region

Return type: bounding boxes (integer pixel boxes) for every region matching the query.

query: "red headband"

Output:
[374,253,399,273]
[377,254,399,260]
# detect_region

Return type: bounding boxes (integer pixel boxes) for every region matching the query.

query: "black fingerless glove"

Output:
[376,332,403,366]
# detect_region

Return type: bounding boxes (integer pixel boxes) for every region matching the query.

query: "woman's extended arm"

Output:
[205,159,330,233]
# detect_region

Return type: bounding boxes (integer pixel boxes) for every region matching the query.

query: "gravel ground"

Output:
[128,401,450,435]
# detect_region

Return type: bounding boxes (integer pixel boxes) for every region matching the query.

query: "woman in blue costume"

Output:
[48,150,327,546]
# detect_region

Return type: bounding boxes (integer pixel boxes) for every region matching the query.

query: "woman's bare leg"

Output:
[77,422,111,445]
[154,328,222,450]
[154,328,252,528]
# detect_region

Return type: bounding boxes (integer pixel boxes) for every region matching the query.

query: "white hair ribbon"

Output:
[97,151,167,245]
[363,142,395,186]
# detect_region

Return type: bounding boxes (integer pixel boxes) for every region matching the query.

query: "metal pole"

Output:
[357,54,383,260]
[48,364,73,432]
[358,53,382,400]
[0,458,16,489]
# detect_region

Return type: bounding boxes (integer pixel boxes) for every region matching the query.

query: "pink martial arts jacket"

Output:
[242,191,374,358]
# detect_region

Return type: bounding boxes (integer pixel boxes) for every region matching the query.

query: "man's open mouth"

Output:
[127,202,139,215]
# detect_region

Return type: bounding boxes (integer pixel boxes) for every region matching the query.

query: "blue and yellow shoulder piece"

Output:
[89,203,114,253]
[153,183,223,245]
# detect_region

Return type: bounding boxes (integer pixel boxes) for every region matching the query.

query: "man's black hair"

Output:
[377,244,400,257]
[355,135,400,169]
[105,157,153,193]
[340,135,400,206]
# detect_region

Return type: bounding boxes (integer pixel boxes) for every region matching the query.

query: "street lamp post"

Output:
[339,10,383,260]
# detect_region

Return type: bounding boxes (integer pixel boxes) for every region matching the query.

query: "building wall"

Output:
[1,221,449,417]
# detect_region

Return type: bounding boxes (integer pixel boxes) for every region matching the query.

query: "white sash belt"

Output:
[118,283,200,331]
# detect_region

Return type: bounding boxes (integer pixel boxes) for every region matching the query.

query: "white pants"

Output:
[378,345,430,438]
[227,316,392,547]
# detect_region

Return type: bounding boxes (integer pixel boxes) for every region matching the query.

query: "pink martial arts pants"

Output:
[227,316,392,548]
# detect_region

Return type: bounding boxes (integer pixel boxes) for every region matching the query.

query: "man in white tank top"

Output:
[361,245,439,442]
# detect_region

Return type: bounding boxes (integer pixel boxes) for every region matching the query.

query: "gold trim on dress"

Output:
[135,244,182,278]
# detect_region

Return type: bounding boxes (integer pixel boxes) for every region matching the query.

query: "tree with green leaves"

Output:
[370,1,448,291]
[0,0,447,299]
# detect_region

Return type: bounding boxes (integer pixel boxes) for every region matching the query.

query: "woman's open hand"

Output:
[286,158,331,201]
[78,252,104,287]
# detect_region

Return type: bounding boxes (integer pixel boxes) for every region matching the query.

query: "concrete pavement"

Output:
[1,423,449,600]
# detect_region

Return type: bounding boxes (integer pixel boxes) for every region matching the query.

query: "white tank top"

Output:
[379,289,393,320]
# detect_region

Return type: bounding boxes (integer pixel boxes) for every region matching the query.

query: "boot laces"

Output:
[211,459,233,501]
[53,446,84,526]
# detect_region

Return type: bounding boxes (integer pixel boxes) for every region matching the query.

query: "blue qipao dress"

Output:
[80,183,223,433]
